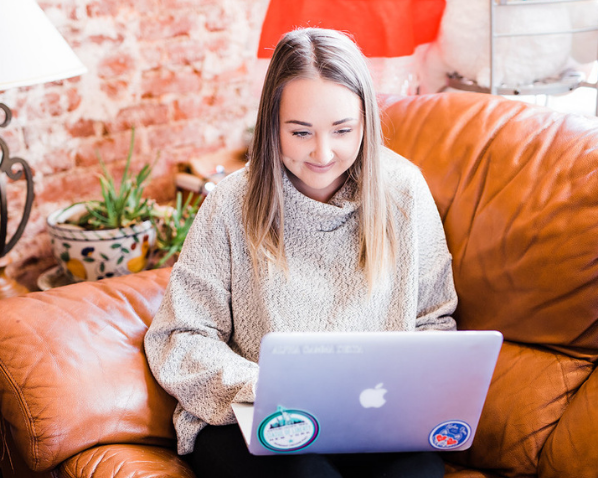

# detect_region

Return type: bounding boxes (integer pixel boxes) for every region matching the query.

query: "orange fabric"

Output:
[257,0,446,58]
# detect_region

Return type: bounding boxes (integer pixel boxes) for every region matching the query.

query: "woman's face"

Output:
[279,77,364,203]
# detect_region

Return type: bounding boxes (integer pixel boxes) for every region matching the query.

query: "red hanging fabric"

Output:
[257,0,446,58]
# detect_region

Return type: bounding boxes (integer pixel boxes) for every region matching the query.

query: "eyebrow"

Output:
[284,118,357,127]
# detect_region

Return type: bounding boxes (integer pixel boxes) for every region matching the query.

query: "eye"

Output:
[335,128,352,135]
[292,131,311,138]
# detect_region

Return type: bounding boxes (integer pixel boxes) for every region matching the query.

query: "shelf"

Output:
[447,69,586,96]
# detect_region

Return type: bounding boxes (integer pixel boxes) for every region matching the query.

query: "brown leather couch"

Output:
[1,92,597,478]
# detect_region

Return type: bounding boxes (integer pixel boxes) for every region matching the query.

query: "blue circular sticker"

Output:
[258,407,320,453]
[429,420,471,450]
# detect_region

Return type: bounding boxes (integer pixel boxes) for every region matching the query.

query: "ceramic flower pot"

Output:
[46,203,157,282]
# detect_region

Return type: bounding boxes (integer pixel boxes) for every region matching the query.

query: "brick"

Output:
[97,53,136,79]
[67,88,83,112]
[166,39,205,66]
[100,80,130,100]
[141,69,202,98]
[0,128,24,155]
[67,119,97,138]
[86,0,120,17]
[75,132,142,168]
[205,5,233,32]
[106,103,170,134]
[35,149,77,175]
[22,124,67,150]
[147,121,206,151]
[160,0,204,9]
[139,44,164,70]
[172,96,213,121]
[123,0,160,11]
[36,168,103,205]
[138,14,194,42]
[89,33,125,46]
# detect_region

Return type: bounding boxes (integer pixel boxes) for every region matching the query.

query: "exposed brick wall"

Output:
[0,0,270,288]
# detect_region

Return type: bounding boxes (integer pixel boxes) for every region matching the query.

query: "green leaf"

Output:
[66,127,158,231]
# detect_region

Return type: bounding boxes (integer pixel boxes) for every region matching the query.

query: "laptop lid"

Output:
[234,330,502,456]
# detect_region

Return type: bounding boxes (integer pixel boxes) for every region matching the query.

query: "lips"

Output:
[305,162,335,173]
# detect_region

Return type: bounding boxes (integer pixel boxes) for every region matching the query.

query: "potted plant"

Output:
[150,191,203,269]
[46,128,160,282]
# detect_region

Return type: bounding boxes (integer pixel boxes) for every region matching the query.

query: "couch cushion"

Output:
[538,366,598,478]
[60,444,195,478]
[446,342,592,477]
[382,92,598,360]
[0,268,176,472]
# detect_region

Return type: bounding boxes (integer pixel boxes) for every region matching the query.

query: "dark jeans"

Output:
[191,424,445,478]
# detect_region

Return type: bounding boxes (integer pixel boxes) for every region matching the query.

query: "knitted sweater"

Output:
[144,147,457,455]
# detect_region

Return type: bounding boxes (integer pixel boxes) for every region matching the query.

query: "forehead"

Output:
[279,77,363,122]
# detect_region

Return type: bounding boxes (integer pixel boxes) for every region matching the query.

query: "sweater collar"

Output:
[282,170,360,232]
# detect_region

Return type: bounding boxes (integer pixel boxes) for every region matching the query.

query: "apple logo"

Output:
[359,383,387,408]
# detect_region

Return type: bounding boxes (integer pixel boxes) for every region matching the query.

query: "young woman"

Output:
[145,28,457,478]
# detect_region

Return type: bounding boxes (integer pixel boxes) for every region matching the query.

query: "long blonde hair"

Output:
[243,28,396,290]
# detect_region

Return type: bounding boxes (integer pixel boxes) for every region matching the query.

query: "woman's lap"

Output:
[191,424,445,478]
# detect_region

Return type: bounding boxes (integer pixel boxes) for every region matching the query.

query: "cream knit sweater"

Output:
[144,147,457,455]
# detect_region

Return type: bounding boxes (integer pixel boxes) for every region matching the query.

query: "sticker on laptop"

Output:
[429,420,471,450]
[257,406,320,453]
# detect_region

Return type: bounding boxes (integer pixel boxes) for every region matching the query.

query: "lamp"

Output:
[0,0,87,297]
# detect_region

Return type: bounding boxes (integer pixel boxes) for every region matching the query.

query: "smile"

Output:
[305,162,335,173]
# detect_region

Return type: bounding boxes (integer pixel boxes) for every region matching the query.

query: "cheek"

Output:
[338,135,363,160]
[280,137,305,160]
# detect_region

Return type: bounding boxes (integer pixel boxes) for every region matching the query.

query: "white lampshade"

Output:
[0,0,87,91]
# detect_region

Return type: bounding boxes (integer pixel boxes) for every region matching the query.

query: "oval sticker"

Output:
[429,420,471,450]
[258,406,319,453]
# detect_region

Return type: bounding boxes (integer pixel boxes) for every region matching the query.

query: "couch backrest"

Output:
[0,268,176,472]
[382,92,598,361]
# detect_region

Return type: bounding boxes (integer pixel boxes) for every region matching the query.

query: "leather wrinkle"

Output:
[0,321,42,470]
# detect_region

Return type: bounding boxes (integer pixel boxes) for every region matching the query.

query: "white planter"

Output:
[46,203,157,282]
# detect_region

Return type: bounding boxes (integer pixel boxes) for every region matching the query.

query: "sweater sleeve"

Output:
[413,172,458,331]
[144,183,259,430]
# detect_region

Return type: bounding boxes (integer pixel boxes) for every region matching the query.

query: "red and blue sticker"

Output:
[429,420,471,450]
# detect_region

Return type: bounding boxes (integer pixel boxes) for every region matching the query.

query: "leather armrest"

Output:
[446,341,593,477]
[0,268,178,472]
[539,365,598,478]
[60,444,195,478]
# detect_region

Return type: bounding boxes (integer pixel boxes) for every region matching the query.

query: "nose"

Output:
[310,139,334,164]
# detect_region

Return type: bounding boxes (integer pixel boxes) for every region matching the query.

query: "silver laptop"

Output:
[232,330,503,456]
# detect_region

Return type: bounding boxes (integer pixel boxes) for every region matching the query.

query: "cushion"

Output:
[0,268,176,472]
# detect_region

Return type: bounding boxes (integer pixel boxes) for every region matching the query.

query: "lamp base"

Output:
[0,258,29,299]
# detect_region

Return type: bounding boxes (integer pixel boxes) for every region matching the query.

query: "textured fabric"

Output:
[144,147,457,455]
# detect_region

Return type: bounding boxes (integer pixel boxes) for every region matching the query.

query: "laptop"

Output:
[232,330,503,456]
